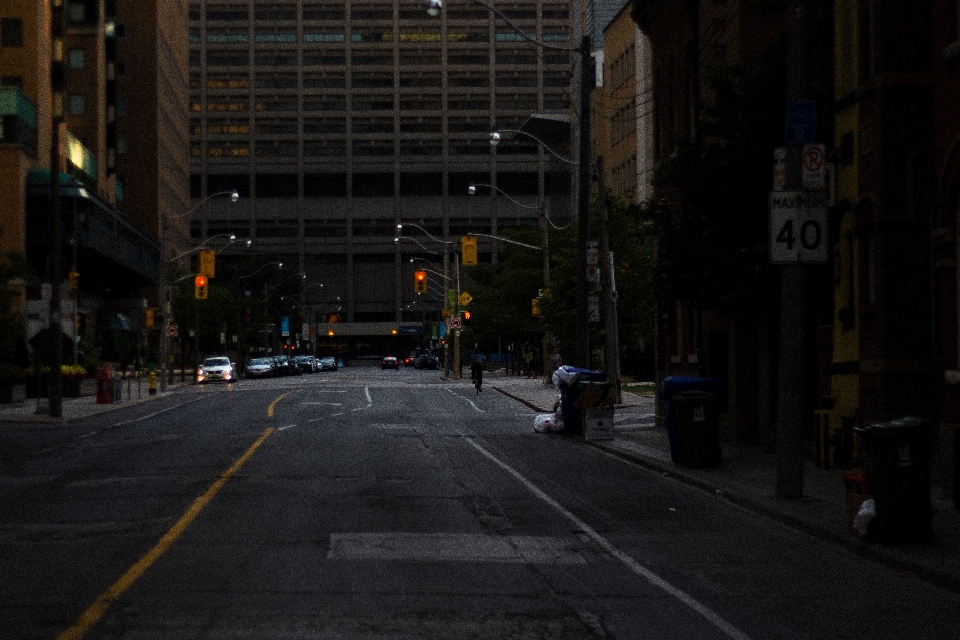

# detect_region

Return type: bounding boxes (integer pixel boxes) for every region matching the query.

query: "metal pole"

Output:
[775,0,809,500]
[596,157,619,400]
[453,252,461,379]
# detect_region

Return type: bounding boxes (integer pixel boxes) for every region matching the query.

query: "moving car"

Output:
[245,357,277,378]
[197,356,236,384]
[403,352,417,367]
[319,356,337,371]
[381,355,400,370]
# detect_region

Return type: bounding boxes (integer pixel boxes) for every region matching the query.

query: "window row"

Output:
[194,172,545,198]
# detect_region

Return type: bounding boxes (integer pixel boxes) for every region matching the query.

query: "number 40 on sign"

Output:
[768,191,828,264]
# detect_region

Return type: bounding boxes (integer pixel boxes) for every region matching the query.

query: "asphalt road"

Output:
[3,366,960,639]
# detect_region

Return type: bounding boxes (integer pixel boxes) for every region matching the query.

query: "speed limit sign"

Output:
[769,192,828,264]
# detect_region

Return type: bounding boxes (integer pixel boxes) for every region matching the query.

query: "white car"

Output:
[197,356,236,383]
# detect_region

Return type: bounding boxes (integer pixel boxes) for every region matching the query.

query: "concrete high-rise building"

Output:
[188,0,573,357]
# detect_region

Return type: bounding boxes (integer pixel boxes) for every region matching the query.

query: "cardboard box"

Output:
[584,408,614,441]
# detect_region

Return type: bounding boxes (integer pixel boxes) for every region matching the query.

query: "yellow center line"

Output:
[56,427,275,640]
[267,390,295,418]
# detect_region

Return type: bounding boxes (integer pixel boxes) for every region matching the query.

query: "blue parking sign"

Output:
[785,100,816,145]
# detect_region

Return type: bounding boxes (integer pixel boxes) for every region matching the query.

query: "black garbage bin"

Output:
[671,391,721,468]
[660,376,725,464]
[556,366,608,436]
[854,417,934,543]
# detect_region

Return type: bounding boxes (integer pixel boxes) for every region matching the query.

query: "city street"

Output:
[2,367,959,639]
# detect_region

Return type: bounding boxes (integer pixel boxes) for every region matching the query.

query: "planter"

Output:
[0,382,26,404]
[25,376,86,398]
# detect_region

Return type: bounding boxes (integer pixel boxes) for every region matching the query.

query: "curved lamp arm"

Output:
[169,190,240,222]
[394,222,454,246]
[167,233,244,264]
[467,233,543,252]
[468,182,539,210]
[490,130,577,166]
[425,0,579,53]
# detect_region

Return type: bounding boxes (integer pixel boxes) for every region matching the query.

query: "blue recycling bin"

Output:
[556,366,608,436]
[659,376,725,464]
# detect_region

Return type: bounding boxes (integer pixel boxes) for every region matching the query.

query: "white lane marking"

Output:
[331,412,345,417]
[307,418,320,423]
[278,424,296,431]
[364,387,372,407]
[113,397,205,427]
[445,387,484,413]
[301,402,343,406]
[463,436,754,640]
[327,532,585,564]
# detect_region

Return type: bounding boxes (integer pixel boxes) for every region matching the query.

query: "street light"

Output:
[158,191,240,391]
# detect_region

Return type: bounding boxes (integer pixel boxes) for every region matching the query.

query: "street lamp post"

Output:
[158,191,239,391]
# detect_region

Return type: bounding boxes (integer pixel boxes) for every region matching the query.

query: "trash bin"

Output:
[671,391,721,468]
[555,366,608,436]
[854,417,934,543]
[659,376,725,464]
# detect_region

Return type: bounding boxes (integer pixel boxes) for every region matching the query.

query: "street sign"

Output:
[802,144,826,191]
[586,265,599,283]
[588,296,600,322]
[785,99,816,145]
[773,147,787,191]
[586,241,599,265]
[449,316,461,329]
[769,191,829,264]
[166,324,178,338]
[458,291,473,307]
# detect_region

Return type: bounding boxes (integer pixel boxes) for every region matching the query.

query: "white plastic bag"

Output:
[854,498,876,536]
[534,414,556,433]
[553,365,581,387]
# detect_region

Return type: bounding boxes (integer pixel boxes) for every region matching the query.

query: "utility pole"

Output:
[47,1,66,418]
[775,0,810,500]
[575,35,593,369]
[596,157,621,402]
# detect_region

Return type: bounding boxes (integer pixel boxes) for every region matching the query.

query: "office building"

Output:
[188,0,574,356]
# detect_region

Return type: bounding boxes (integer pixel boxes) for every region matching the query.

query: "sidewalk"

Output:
[490,370,960,594]
[0,377,176,423]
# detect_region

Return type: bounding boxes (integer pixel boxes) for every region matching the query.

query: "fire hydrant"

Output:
[148,369,157,395]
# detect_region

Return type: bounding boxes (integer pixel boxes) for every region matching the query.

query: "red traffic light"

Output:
[415,271,426,282]
[195,275,208,287]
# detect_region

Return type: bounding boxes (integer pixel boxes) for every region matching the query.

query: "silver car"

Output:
[197,356,236,383]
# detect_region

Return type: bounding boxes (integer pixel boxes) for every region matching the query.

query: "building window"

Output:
[1,76,23,89]
[69,94,86,115]
[69,48,86,69]
[1,18,23,47]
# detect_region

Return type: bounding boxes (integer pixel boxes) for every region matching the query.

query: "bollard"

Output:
[148,370,157,395]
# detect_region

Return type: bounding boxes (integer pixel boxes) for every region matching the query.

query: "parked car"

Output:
[414,353,439,370]
[197,356,236,384]
[245,357,277,378]
[273,355,295,376]
[295,355,318,373]
[319,356,337,371]
[381,355,400,370]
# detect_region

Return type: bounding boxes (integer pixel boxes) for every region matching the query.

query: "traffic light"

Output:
[462,310,471,325]
[194,275,208,299]
[67,270,79,291]
[414,270,427,293]
[461,236,478,266]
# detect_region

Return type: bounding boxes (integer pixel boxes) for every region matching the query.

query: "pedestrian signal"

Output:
[462,310,471,325]
[194,275,209,300]
[414,270,427,294]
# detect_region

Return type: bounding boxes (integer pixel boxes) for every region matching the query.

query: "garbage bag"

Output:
[854,498,876,536]
[534,414,556,433]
